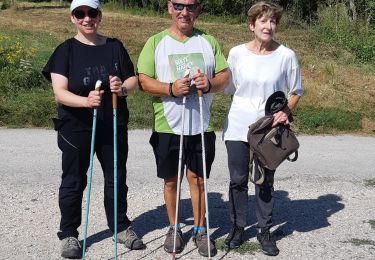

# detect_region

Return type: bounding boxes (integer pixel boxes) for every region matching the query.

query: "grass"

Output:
[216,238,261,254]
[0,88,55,127]
[369,220,375,230]
[0,2,375,133]
[364,178,375,187]
[295,106,362,134]
[346,238,375,247]
[6,30,60,68]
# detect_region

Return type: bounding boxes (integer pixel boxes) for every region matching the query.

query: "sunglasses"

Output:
[73,8,99,20]
[170,1,199,12]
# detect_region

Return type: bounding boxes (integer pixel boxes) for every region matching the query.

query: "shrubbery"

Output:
[0,34,49,93]
[0,1,374,131]
[312,3,375,64]
[0,33,53,127]
[296,106,362,134]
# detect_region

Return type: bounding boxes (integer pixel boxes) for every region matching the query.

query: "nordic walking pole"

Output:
[82,80,102,260]
[172,70,190,260]
[197,70,212,259]
[112,91,118,260]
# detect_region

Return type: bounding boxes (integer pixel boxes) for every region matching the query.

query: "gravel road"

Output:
[0,129,374,260]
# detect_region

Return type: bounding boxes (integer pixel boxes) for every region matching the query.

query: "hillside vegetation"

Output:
[0,1,374,134]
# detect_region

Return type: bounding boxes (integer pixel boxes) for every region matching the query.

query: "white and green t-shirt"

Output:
[137,29,228,135]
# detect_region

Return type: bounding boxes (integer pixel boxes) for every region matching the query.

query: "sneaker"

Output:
[114,226,145,250]
[164,225,185,253]
[192,227,217,257]
[61,237,81,259]
[257,228,279,256]
[224,225,244,249]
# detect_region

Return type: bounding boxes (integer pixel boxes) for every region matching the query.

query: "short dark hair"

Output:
[247,1,283,26]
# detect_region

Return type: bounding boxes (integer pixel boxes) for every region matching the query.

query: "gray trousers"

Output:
[226,141,275,229]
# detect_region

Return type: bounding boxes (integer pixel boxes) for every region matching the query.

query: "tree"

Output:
[348,0,357,21]
[1,0,15,10]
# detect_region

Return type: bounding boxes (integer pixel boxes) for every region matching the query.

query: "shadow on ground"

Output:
[272,191,345,240]
[84,191,345,250]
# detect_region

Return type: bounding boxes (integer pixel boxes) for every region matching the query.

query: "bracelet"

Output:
[169,82,176,97]
[203,79,212,94]
[121,86,128,96]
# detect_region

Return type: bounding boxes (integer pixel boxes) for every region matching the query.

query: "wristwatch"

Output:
[121,86,128,97]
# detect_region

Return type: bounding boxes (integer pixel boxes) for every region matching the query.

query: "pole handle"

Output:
[112,93,117,109]
[197,69,203,97]
[95,80,102,91]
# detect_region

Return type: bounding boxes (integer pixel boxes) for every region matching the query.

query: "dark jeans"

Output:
[226,140,275,229]
[56,117,131,240]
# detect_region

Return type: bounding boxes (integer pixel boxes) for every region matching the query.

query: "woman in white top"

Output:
[223,1,303,256]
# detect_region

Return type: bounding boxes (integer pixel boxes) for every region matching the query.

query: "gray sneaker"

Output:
[192,227,217,257]
[61,237,81,259]
[114,226,145,250]
[164,225,185,253]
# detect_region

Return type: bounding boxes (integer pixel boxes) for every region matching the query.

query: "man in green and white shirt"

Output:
[137,0,229,257]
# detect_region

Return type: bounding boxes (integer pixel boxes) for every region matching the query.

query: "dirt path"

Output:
[0,129,374,259]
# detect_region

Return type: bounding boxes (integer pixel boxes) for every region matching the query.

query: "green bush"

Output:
[1,0,11,10]
[0,66,49,92]
[312,3,375,64]
[105,0,167,12]
[106,0,253,15]
[0,34,48,93]
[0,88,55,127]
[350,39,375,63]
[295,106,362,134]
[0,33,52,126]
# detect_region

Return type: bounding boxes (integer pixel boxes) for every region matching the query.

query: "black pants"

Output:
[226,141,275,229]
[56,117,131,240]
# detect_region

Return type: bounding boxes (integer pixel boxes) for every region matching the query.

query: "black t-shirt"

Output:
[42,37,134,128]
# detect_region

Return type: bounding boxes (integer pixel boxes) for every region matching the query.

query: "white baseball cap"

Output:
[70,0,101,12]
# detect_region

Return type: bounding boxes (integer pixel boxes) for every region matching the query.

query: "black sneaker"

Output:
[192,227,217,257]
[164,225,185,253]
[114,226,145,250]
[61,237,81,259]
[257,228,279,256]
[224,226,244,249]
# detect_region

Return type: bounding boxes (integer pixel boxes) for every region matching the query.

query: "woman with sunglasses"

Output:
[137,0,229,258]
[223,1,304,256]
[42,0,144,258]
